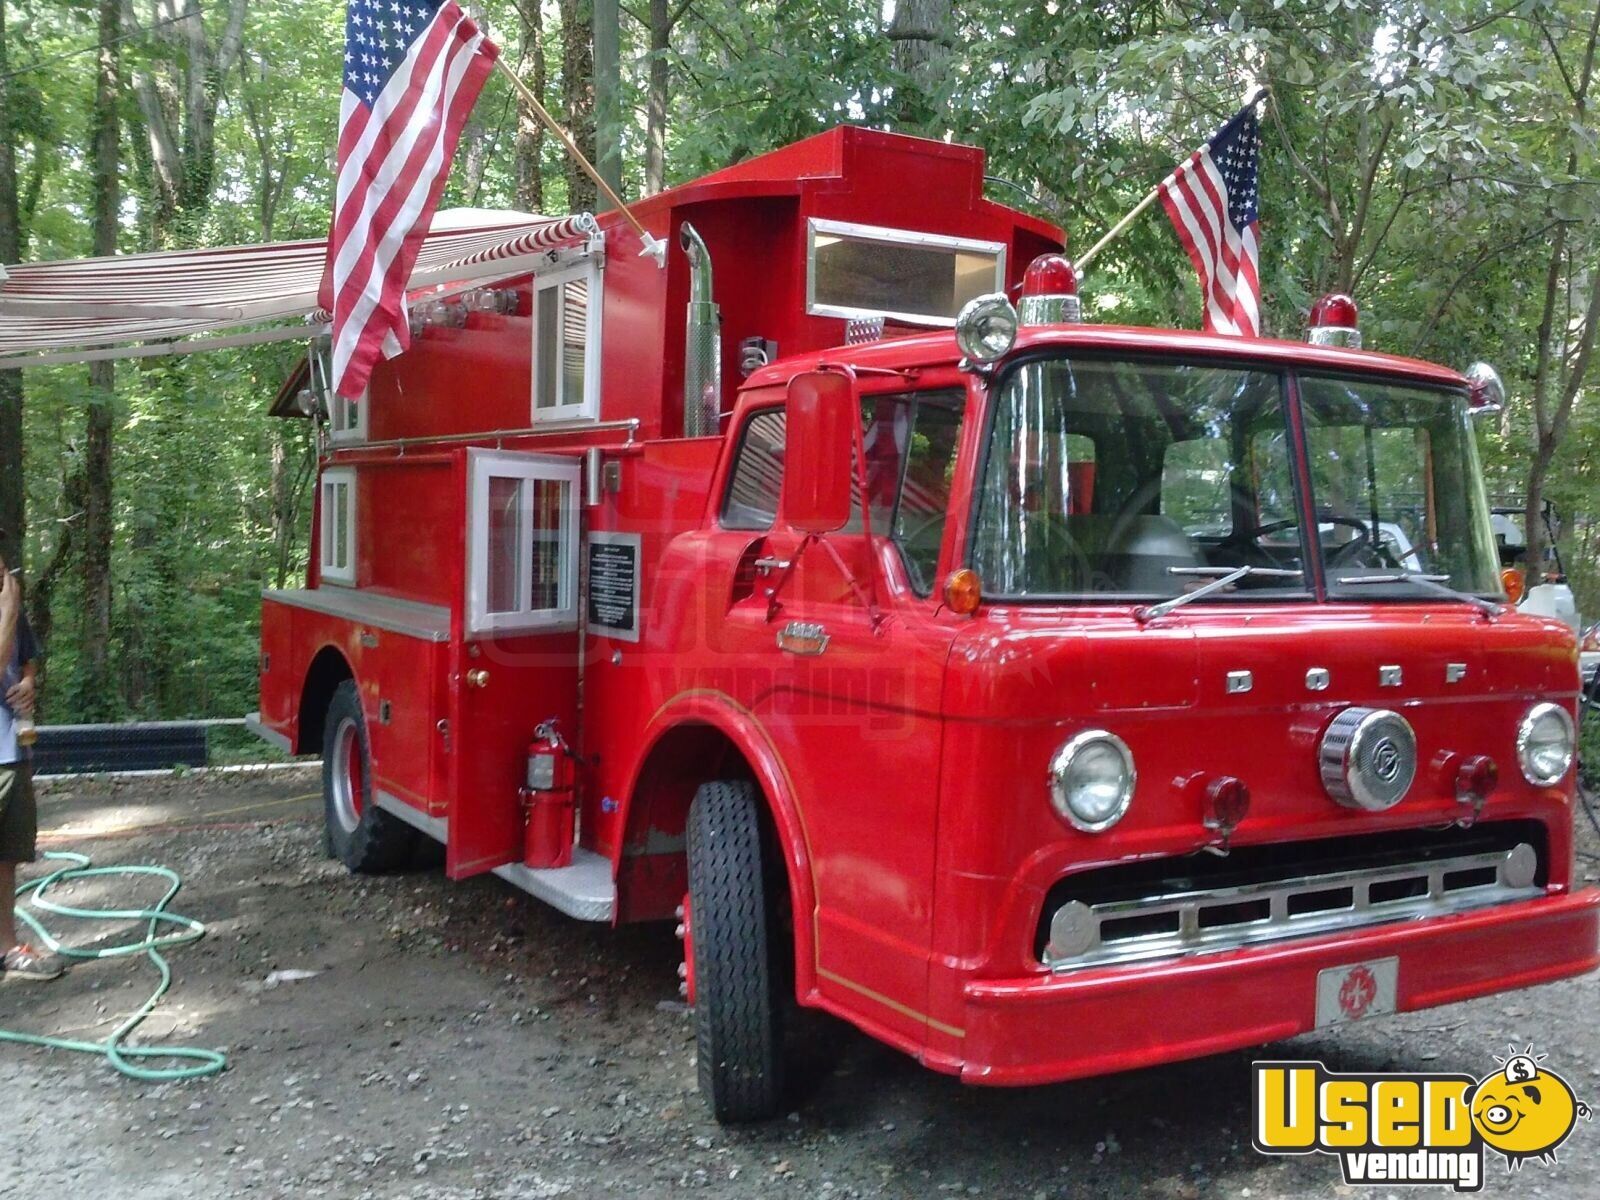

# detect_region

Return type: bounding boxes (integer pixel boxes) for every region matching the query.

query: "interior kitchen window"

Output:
[807,219,1005,326]
[319,467,357,586]
[532,260,601,423]
[467,449,580,635]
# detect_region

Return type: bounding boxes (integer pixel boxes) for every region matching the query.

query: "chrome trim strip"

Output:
[1044,844,1541,972]
[493,850,615,922]
[244,711,293,754]
[375,789,449,841]
[263,587,451,643]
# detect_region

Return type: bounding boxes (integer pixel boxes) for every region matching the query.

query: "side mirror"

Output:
[1465,362,1504,415]
[783,371,857,535]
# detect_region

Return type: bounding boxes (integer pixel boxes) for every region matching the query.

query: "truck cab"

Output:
[254,125,1598,1124]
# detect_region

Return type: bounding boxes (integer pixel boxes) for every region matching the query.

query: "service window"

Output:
[807,219,1006,327]
[466,449,580,635]
[721,409,787,530]
[319,467,357,586]
[328,387,368,443]
[532,259,602,423]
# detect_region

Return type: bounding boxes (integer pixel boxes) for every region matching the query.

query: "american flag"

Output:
[1159,105,1262,338]
[323,0,499,399]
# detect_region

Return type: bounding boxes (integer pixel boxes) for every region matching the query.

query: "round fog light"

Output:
[1517,702,1575,785]
[1049,730,1135,832]
[1046,900,1096,961]
[1503,843,1538,890]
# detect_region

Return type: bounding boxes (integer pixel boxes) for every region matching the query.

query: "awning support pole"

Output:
[492,57,666,269]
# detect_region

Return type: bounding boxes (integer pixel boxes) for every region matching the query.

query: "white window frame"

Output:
[466,448,581,636]
[328,386,369,444]
[531,257,603,423]
[319,466,357,586]
[805,217,1007,328]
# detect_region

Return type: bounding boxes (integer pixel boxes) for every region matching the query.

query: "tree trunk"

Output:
[270,428,290,590]
[514,0,547,212]
[0,0,24,570]
[558,0,597,213]
[460,116,490,201]
[1519,3,1599,573]
[887,0,952,129]
[129,0,248,246]
[644,0,670,195]
[81,0,122,715]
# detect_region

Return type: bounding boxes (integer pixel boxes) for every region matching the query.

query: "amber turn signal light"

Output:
[1500,567,1526,605]
[944,568,982,615]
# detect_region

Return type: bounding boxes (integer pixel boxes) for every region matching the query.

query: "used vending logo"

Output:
[1253,1048,1593,1191]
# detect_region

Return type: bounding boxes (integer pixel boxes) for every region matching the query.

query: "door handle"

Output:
[777,621,829,656]
[753,556,791,575]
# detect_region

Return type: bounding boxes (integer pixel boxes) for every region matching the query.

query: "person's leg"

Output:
[0,764,60,978]
[0,860,14,948]
[0,765,18,947]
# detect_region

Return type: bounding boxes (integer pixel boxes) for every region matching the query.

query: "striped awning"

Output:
[0,209,597,367]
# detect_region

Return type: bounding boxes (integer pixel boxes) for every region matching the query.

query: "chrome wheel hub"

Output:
[329,717,363,834]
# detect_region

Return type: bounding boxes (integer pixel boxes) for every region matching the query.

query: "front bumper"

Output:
[955,886,1600,1087]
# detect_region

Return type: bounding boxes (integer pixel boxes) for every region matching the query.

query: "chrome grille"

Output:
[1043,842,1541,972]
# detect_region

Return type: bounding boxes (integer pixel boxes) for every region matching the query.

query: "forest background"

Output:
[0,0,1597,724]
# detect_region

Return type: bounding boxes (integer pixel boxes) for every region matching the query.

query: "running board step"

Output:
[373,790,614,922]
[493,852,614,922]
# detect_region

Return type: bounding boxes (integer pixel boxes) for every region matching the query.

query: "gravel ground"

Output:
[1,768,1597,1199]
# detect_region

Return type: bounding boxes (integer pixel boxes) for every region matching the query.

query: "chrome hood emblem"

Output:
[1319,707,1417,811]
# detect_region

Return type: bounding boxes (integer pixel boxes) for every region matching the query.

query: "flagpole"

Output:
[1075,88,1269,276]
[493,57,666,267]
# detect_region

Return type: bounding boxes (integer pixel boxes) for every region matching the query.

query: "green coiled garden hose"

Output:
[1,850,226,1081]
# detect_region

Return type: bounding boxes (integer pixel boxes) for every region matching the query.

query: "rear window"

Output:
[721,409,787,530]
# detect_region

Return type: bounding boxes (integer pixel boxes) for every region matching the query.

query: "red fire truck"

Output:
[250,126,1599,1123]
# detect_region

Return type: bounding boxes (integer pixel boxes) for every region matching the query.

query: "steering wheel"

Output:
[1245,515,1390,566]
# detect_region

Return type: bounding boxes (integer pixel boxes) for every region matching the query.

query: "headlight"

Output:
[1516,702,1575,786]
[1048,730,1135,832]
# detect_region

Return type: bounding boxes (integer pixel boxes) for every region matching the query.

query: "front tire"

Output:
[322,680,418,873]
[686,780,788,1123]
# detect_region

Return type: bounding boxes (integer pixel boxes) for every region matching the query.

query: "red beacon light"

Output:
[1307,293,1361,349]
[1019,254,1081,325]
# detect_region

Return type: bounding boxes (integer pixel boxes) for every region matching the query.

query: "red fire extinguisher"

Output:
[520,719,576,869]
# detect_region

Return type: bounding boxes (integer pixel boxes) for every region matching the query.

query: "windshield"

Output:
[972,357,1309,599]
[1299,375,1502,595]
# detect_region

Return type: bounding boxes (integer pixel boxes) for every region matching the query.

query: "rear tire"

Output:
[322,680,418,873]
[687,780,788,1123]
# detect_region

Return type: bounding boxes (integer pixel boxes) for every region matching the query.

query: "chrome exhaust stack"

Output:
[680,222,721,437]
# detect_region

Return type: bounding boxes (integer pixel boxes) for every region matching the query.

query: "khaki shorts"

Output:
[0,763,37,863]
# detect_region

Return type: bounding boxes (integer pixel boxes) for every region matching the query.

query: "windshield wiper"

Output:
[1136,565,1304,623]
[1336,572,1503,620]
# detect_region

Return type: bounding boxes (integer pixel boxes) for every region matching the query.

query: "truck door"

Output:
[717,385,965,1040]
[448,448,582,878]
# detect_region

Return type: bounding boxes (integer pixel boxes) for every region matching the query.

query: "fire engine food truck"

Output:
[249,126,1600,1123]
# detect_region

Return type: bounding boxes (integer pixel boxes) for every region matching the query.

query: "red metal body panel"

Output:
[366,636,448,816]
[449,627,579,876]
[255,125,1598,1098]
